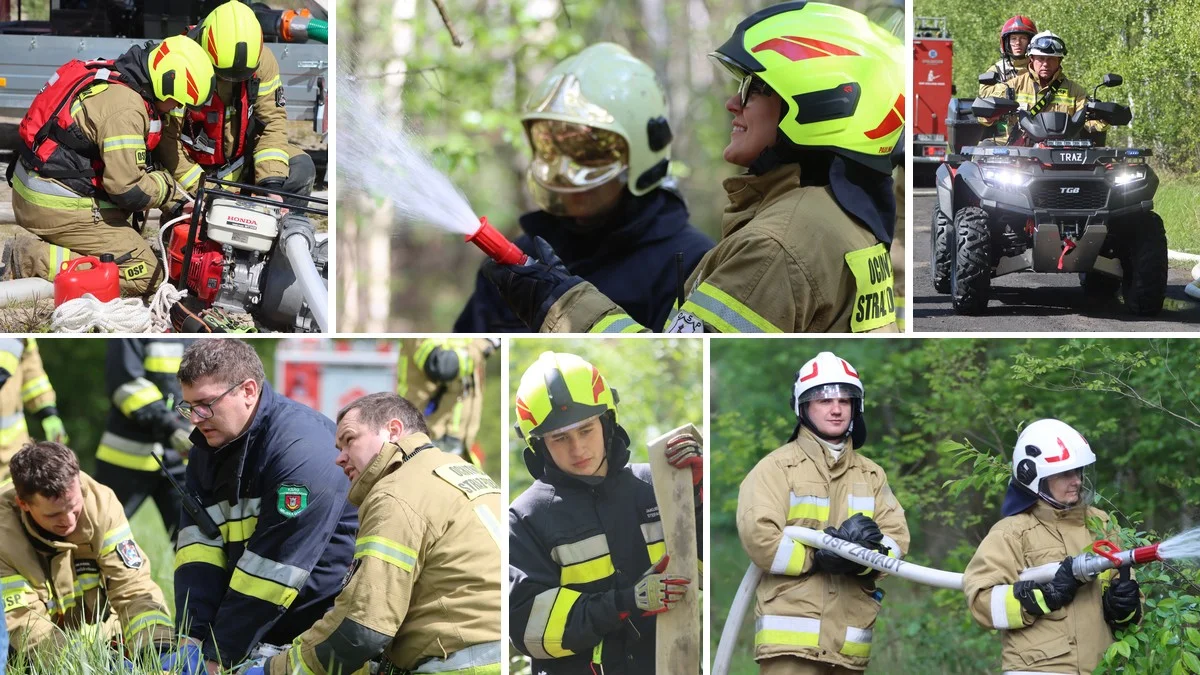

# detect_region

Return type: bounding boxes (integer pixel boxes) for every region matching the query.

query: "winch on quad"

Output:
[930,72,1167,316]
[163,177,329,332]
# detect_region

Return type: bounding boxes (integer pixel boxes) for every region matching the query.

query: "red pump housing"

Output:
[167,222,225,303]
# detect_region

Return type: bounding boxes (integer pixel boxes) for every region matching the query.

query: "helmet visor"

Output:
[1028,35,1066,57]
[527,120,628,191]
[1038,467,1093,510]
[797,383,862,405]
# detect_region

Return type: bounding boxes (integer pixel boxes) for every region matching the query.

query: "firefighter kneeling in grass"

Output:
[6,36,215,296]
[0,441,173,661]
[243,392,502,675]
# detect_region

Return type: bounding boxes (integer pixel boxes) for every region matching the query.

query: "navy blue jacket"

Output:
[174,381,358,667]
[454,189,713,332]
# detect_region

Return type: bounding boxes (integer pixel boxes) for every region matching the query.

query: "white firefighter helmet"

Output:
[791,351,864,417]
[1027,31,1067,58]
[1012,418,1095,507]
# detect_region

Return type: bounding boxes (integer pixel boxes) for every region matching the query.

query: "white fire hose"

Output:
[713,526,1142,675]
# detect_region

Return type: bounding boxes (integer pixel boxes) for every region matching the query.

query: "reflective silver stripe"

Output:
[687,288,769,333]
[769,536,802,575]
[0,578,31,593]
[790,494,830,508]
[991,585,1016,629]
[235,549,309,591]
[640,520,664,544]
[880,534,902,559]
[102,524,132,551]
[475,505,500,548]
[98,431,160,456]
[113,377,162,409]
[15,162,86,198]
[412,641,501,672]
[847,495,875,515]
[213,497,262,523]
[177,524,223,549]
[217,156,246,180]
[0,412,24,429]
[550,534,610,566]
[845,626,873,645]
[0,338,23,357]
[523,587,560,660]
[148,119,162,134]
[595,316,638,333]
[145,342,184,358]
[756,615,820,634]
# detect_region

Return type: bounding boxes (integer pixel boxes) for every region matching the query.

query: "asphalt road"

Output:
[910,191,1200,332]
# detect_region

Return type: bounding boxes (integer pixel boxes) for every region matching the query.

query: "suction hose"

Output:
[713,527,1165,675]
[0,279,55,307]
[282,232,329,332]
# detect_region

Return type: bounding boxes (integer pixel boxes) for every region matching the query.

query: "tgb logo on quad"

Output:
[1060,187,1081,194]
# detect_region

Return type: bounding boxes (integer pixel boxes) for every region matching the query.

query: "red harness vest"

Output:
[18,59,162,197]
[179,77,259,168]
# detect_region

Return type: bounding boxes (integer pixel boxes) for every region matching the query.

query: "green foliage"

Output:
[711,338,1200,672]
[507,338,702,500]
[915,0,1200,174]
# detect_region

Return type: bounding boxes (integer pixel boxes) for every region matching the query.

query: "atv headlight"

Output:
[982,166,1030,189]
[1112,167,1147,186]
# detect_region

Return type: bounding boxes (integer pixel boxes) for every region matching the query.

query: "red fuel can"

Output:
[54,255,121,306]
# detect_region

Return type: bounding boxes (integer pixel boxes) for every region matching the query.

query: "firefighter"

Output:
[158,0,316,208]
[454,42,713,333]
[161,339,357,674]
[92,339,194,543]
[979,32,1108,145]
[737,351,909,674]
[509,351,700,674]
[980,16,1039,94]
[482,2,901,334]
[241,392,502,674]
[963,419,1143,675]
[0,441,173,657]
[6,36,215,295]
[0,338,66,481]
[395,338,497,468]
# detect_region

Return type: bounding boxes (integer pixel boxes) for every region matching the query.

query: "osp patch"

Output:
[277,485,309,518]
[117,539,143,569]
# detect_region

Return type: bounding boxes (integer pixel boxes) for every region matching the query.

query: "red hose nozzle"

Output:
[465,216,528,265]
[1131,543,1161,565]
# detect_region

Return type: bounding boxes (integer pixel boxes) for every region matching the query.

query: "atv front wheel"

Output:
[931,206,952,294]
[951,206,992,314]
[1121,211,1167,315]
[1080,271,1121,296]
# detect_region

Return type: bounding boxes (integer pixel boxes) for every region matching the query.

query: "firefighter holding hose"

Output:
[963,419,1143,674]
[736,351,909,673]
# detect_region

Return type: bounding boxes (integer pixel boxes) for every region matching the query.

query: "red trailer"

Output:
[913,17,953,177]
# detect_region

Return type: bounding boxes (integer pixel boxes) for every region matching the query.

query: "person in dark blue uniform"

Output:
[161,339,357,674]
[454,43,713,333]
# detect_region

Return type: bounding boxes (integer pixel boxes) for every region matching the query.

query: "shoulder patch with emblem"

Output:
[117,539,143,569]
[275,88,286,107]
[433,463,499,500]
[135,148,147,165]
[277,485,309,517]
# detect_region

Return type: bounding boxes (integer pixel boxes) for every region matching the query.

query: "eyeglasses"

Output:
[176,381,243,421]
[736,75,773,107]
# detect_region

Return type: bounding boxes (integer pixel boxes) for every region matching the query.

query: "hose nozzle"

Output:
[465,216,529,265]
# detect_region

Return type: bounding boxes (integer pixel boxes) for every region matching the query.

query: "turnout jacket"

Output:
[509,438,702,674]
[0,338,58,474]
[980,66,1108,141]
[161,46,292,190]
[736,427,909,670]
[173,381,357,667]
[542,164,898,334]
[0,472,172,652]
[396,338,492,465]
[96,338,194,473]
[269,433,502,674]
[963,502,1131,674]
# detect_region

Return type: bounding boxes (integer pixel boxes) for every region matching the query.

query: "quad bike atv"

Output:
[931,72,1167,315]
[164,177,329,332]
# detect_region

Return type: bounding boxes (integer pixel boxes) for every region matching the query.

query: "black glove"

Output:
[812,514,887,577]
[1014,557,1082,616]
[0,367,10,390]
[1102,566,1143,630]
[481,236,582,331]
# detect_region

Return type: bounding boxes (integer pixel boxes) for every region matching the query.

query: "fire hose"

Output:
[713,526,1169,675]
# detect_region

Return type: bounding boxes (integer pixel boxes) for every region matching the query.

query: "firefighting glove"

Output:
[1014,557,1082,617]
[618,555,690,617]
[813,514,887,577]
[40,414,68,444]
[159,642,204,675]
[481,236,583,331]
[665,433,703,503]
[424,346,473,383]
[1102,566,1143,630]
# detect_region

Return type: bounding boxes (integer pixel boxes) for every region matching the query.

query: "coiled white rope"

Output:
[51,294,153,333]
[149,282,186,332]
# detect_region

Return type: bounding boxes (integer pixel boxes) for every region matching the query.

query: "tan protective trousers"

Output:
[760,656,864,675]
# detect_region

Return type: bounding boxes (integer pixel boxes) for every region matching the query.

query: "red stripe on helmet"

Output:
[798,362,818,382]
[207,27,219,62]
[152,41,170,69]
[864,94,904,140]
[516,398,537,425]
[751,36,860,62]
[841,360,859,378]
[591,366,604,403]
[186,72,199,102]
[1045,437,1072,462]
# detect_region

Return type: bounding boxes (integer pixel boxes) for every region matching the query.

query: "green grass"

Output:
[1157,176,1200,254]
[129,499,176,615]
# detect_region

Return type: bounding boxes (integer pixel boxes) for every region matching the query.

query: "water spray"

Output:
[713,525,1200,675]
[464,216,529,266]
